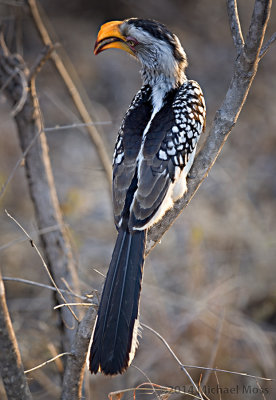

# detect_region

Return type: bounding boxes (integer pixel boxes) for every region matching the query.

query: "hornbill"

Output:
[89,18,206,375]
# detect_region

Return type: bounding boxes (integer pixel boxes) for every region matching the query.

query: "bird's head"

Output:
[94,18,187,88]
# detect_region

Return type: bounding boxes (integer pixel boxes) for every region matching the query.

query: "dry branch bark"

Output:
[61,306,96,400]
[0,271,32,400]
[0,35,79,353]
[227,0,244,53]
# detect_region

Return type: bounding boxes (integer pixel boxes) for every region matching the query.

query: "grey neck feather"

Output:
[120,22,188,93]
[120,21,187,90]
[140,66,186,90]
[138,42,188,91]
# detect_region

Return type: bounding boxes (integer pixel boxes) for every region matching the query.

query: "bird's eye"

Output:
[126,37,138,48]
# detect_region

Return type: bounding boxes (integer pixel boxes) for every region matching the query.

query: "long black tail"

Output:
[89,228,146,375]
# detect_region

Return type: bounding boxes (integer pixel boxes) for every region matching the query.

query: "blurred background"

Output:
[0,0,275,398]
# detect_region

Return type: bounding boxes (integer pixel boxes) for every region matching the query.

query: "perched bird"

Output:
[89,18,206,375]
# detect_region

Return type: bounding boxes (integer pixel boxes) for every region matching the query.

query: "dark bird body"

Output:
[89,18,206,375]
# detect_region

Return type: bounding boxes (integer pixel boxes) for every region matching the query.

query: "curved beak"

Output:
[94,20,134,56]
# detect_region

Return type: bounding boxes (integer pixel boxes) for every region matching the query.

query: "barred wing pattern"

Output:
[158,80,205,177]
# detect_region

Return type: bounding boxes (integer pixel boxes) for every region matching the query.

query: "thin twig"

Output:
[0,68,18,94]
[47,343,64,373]
[24,352,70,374]
[180,365,273,382]
[0,127,42,199]
[201,310,224,386]
[5,210,79,322]
[28,43,56,81]
[4,21,107,216]
[132,365,161,400]
[255,379,268,400]
[141,323,204,400]
[0,224,61,251]
[44,121,112,132]
[259,31,276,59]
[10,67,28,116]
[61,277,83,302]
[27,0,112,189]
[142,323,274,382]
[226,0,244,53]
[54,303,94,310]
[214,372,222,400]
[109,385,200,399]
[198,375,209,400]
[93,268,106,278]
[2,276,87,300]
[28,368,61,397]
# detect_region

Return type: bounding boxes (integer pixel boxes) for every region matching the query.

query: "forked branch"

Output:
[147,0,273,252]
[226,0,244,53]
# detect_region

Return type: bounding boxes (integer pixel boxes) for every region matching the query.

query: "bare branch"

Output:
[214,372,222,400]
[2,276,87,300]
[180,365,274,382]
[24,352,70,374]
[10,67,28,116]
[259,31,276,59]
[141,323,204,400]
[108,385,187,400]
[147,0,273,252]
[244,0,272,62]
[61,305,97,400]
[131,365,162,400]
[226,0,244,53]
[44,121,112,132]
[54,303,93,310]
[0,271,33,400]
[27,0,113,189]
[28,43,56,81]
[255,379,268,400]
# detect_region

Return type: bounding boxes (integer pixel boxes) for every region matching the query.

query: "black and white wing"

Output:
[128,80,206,230]
[112,85,152,227]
